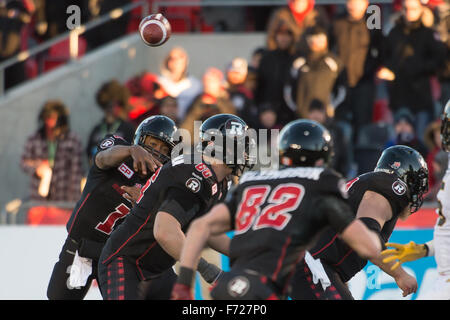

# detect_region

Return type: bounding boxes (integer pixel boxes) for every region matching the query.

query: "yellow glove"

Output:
[381,241,427,271]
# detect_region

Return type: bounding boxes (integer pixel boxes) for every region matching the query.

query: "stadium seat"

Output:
[27,206,73,225]
[25,58,38,79]
[127,0,203,33]
[372,99,392,123]
[43,37,87,73]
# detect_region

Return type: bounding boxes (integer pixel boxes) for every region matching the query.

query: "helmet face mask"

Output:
[134,115,178,164]
[278,119,333,168]
[375,145,429,213]
[199,114,255,177]
[139,141,171,164]
[441,101,450,152]
[407,170,428,213]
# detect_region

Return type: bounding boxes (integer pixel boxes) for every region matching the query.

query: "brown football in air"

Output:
[139,13,172,47]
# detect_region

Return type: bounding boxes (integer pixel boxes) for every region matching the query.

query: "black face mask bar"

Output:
[407,169,428,214]
[140,143,171,165]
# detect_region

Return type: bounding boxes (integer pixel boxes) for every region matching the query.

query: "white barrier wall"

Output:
[0,226,438,300]
[0,226,101,300]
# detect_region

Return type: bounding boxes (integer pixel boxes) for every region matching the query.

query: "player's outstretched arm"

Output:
[171,203,232,300]
[180,203,232,270]
[96,144,161,174]
[154,211,186,261]
[355,191,418,297]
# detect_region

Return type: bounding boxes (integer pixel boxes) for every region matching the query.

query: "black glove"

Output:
[197,258,223,284]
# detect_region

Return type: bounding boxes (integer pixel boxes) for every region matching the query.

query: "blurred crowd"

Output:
[17,0,450,205]
[1,0,146,90]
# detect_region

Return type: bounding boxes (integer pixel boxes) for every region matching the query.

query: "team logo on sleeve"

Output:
[186,178,201,193]
[100,138,114,149]
[392,179,407,195]
[211,183,218,196]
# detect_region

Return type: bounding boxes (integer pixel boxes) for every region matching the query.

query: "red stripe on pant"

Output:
[303,263,341,300]
[106,257,125,300]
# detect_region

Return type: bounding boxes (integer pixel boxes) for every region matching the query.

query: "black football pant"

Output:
[47,237,98,300]
[98,256,177,300]
[210,268,280,300]
[288,258,354,300]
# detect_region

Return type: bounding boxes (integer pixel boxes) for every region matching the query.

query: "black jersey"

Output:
[66,134,149,247]
[224,166,354,293]
[99,155,227,280]
[309,171,410,282]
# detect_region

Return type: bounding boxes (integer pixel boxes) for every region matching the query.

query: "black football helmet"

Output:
[441,100,450,152]
[375,145,428,213]
[278,119,333,167]
[133,115,178,164]
[199,113,255,176]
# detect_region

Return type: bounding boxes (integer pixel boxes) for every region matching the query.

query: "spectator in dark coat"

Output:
[384,108,428,159]
[284,25,343,119]
[266,0,329,56]
[255,21,297,126]
[330,0,385,143]
[378,0,446,142]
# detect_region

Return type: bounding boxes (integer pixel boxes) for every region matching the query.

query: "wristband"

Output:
[423,244,429,256]
[177,266,195,287]
[424,240,435,257]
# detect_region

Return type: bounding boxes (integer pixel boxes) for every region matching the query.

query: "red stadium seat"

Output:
[43,36,87,72]
[25,58,38,79]
[27,206,73,225]
[127,0,204,33]
[372,99,392,124]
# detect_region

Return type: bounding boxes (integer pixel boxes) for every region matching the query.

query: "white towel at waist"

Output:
[304,251,331,291]
[69,250,92,288]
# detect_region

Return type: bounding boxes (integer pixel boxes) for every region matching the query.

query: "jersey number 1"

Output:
[95,203,131,235]
[235,183,305,235]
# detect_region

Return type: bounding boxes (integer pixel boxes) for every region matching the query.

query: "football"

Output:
[139,13,172,47]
